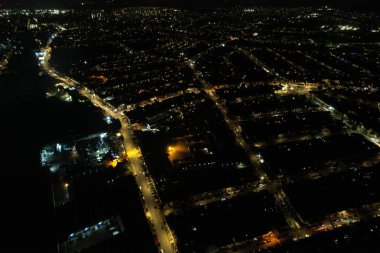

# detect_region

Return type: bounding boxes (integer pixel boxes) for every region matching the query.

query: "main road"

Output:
[41,27,176,253]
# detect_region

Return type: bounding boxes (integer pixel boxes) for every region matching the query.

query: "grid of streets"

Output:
[2,6,379,253]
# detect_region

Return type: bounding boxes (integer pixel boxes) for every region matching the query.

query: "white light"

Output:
[49,165,59,173]
[105,116,112,124]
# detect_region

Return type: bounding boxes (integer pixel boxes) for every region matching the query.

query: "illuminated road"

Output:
[41,27,176,253]
[164,181,266,215]
[277,81,379,149]
[166,148,380,216]
[117,88,200,112]
[330,53,372,75]
[267,48,306,73]
[238,48,274,75]
[301,51,341,74]
[222,201,380,253]
[309,91,380,148]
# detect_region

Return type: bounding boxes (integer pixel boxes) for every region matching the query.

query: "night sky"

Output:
[0,0,378,10]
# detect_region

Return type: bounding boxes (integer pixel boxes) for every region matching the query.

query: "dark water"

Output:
[0,37,157,251]
[0,45,116,252]
[1,48,57,252]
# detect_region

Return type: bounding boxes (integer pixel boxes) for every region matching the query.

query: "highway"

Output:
[41,27,176,253]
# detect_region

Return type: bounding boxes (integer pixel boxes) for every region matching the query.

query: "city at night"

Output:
[1,1,380,252]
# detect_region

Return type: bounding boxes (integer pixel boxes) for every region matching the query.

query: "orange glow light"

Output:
[127,148,141,158]
[106,159,118,168]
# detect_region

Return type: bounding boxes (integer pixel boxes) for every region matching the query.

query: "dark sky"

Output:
[0,0,377,10]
